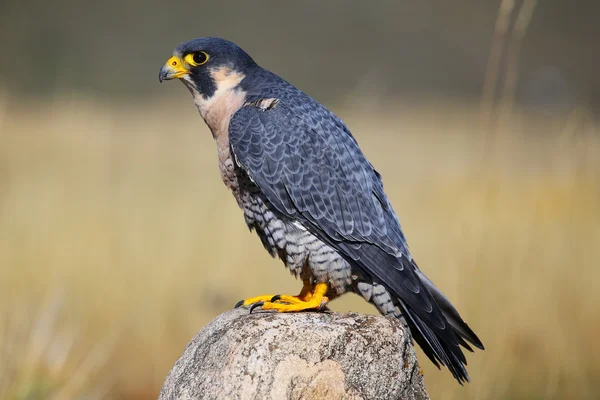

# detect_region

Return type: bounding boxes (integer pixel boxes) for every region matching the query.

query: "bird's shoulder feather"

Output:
[230,83,407,256]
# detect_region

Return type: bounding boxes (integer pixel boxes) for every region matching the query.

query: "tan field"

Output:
[0,91,598,399]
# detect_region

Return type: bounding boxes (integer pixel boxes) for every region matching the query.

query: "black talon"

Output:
[249,302,264,313]
[234,300,245,308]
[271,295,281,302]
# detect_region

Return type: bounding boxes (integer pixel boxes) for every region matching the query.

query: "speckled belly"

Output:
[217,152,349,295]
[221,151,404,317]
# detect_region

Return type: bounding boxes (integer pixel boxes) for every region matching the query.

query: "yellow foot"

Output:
[234,294,275,308]
[234,282,329,313]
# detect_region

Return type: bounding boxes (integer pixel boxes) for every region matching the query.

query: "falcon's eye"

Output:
[184,51,209,67]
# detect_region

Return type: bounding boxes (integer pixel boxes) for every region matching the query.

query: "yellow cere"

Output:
[163,56,189,78]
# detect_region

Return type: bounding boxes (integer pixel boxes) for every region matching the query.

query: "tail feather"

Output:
[456,335,475,353]
[323,238,484,384]
[414,267,485,350]
[400,301,471,384]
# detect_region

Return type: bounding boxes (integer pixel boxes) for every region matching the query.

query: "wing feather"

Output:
[228,87,481,383]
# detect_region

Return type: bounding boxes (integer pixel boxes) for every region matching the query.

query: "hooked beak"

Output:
[159,56,190,82]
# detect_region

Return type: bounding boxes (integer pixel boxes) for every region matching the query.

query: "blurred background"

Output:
[0,1,598,399]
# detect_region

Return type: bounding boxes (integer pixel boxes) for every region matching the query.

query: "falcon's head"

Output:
[159,37,256,99]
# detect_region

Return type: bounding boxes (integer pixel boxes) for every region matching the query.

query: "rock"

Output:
[159,308,429,400]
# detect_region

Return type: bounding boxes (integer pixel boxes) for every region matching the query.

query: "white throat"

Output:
[181,68,247,139]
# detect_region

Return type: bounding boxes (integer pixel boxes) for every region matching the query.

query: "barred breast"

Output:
[227,162,404,321]
[236,166,353,296]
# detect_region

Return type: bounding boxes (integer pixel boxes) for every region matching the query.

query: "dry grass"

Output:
[0,92,598,399]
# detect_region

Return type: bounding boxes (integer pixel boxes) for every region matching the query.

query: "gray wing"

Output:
[229,99,479,383]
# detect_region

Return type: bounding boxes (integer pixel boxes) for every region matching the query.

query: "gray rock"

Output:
[159,308,429,400]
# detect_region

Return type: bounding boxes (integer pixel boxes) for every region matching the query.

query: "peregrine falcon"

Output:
[159,37,484,383]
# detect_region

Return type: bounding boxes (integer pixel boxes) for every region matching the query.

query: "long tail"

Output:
[329,237,484,384]
[353,252,484,384]
[413,267,484,353]
[398,262,484,384]
[359,276,484,383]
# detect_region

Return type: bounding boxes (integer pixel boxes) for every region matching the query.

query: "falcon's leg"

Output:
[255,282,329,312]
[234,278,318,309]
